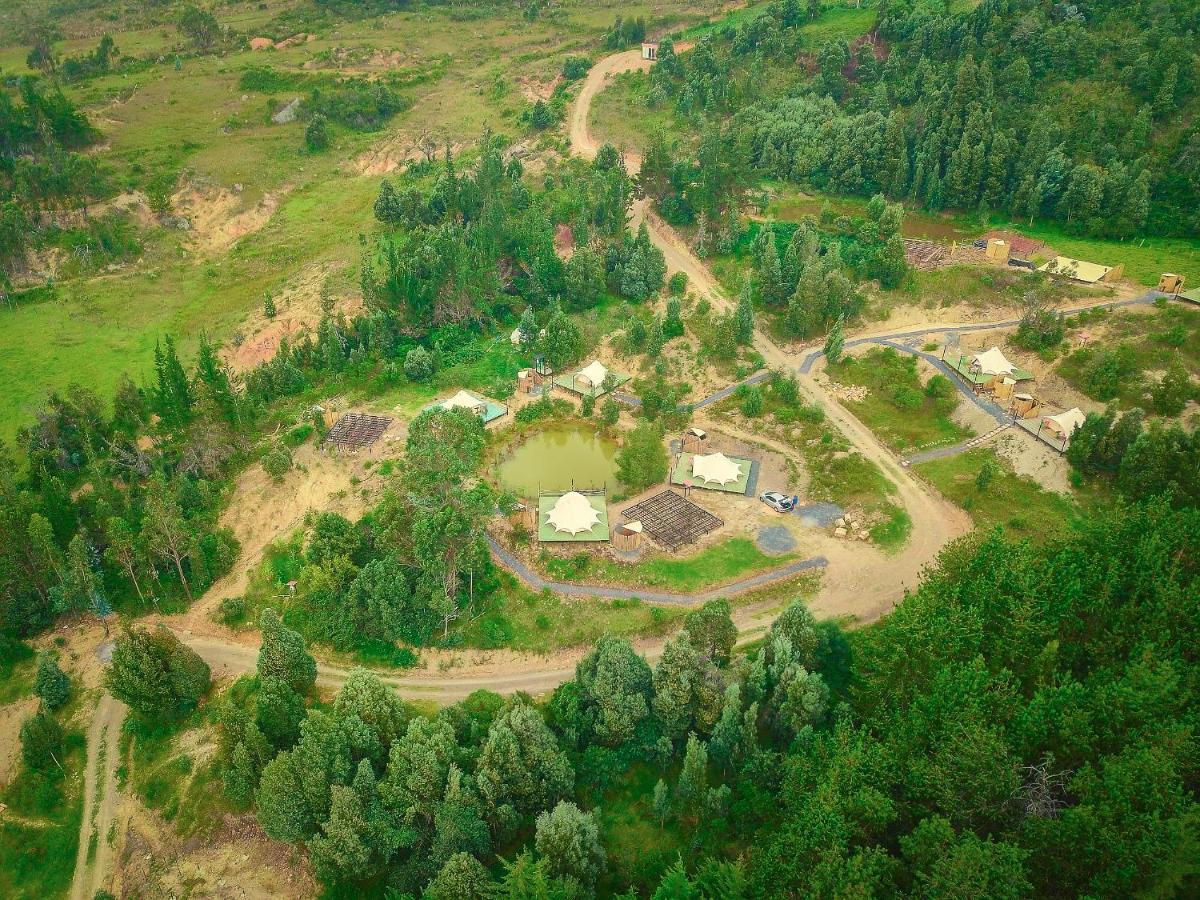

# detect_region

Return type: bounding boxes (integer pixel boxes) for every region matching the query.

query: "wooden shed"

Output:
[613,521,644,551]
[681,427,707,453]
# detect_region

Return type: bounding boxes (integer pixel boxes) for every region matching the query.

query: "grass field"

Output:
[830,347,974,454]
[539,536,795,592]
[122,709,232,839]
[0,729,86,899]
[0,0,717,441]
[916,448,1081,541]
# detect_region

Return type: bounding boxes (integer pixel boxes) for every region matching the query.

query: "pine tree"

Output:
[106,625,211,720]
[256,675,306,748]
[34,652,70,709]
[663,297,685,338]
[652,778,671,825]
[534,801,606,890]
[517,307,538,347]
[196,332,238,423]
[824,315,845,364]
[153,335,193,426]
[258,607,317,694]
[20,707,63,771]
[675,734,710,822]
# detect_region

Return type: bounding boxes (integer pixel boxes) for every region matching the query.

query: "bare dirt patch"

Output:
[172,182,283,257]
[175,427,399,634]
[223,262,364,372]
[117,804,316,900]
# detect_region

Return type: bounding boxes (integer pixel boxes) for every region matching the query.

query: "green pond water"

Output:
[496,425,621,497]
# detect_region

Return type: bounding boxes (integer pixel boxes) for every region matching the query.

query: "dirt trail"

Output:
[70,693,126,900]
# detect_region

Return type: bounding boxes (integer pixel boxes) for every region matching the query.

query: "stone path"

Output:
[486,535,826,606]
[903,423,1012,466]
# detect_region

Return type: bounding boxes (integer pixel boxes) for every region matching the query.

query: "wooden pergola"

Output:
[621,490,722,551]
[323,413,392,451]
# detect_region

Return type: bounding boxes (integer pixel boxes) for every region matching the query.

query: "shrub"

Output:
[262,446,293,482]
[562,56,592,80]
[668,271,688,295]
[924,374,955,400]
[891,385,923,410]
[581,394,595,417]
[1078,346,1140,401]
[283,423,313,447]
[1150,364,1191,416]
[740,386,764,417]
[218,596,246,626]
[304,113,329,152]
[403,345,434,381]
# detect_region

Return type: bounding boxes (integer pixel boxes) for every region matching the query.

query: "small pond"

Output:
[496,424,621,498]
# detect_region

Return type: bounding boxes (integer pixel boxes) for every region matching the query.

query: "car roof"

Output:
[764,491,785,499]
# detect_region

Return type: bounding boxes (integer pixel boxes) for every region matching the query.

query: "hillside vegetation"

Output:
[639,0,1200,238]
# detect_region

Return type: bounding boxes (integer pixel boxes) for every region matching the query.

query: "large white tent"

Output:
[1044,407,1087,440]
[545,491,602,535]
[575,360,610,387]
[971,347,1016,377]
[440,390,486,415]
[691,452,743,486]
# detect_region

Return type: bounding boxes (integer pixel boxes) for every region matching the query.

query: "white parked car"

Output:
[759,491,795,513]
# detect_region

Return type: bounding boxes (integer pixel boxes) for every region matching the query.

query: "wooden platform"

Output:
[621,490,722,551]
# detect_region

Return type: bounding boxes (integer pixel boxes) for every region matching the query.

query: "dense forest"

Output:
[644,0,1200,238]
[91,500,1199,897]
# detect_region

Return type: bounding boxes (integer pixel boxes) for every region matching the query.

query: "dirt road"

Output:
[70,693,126,900]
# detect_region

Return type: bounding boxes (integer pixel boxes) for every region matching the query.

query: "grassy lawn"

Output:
[916,448,1081,541]
[0,730,87,899]
[0,0,717,441]
[830,347,974,454]
[870,503,913,552]
[588,70,692,157]
[539,536,796,592]
[455,572,686,654]
[992,216,1200,287]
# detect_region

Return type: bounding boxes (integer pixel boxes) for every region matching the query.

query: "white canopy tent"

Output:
[440,390,486,415]
[971,347,1016,377]
[575,360,610,388]
[692,452,743,486]
[1044,407,1087,440]
[545,491,602,535]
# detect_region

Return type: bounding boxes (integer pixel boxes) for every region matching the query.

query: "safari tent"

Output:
[554,360,629,398]
[425,389,509,424]
[1038,256,1122,284]
[671,450,754,494]
[1042,408,1087,442]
